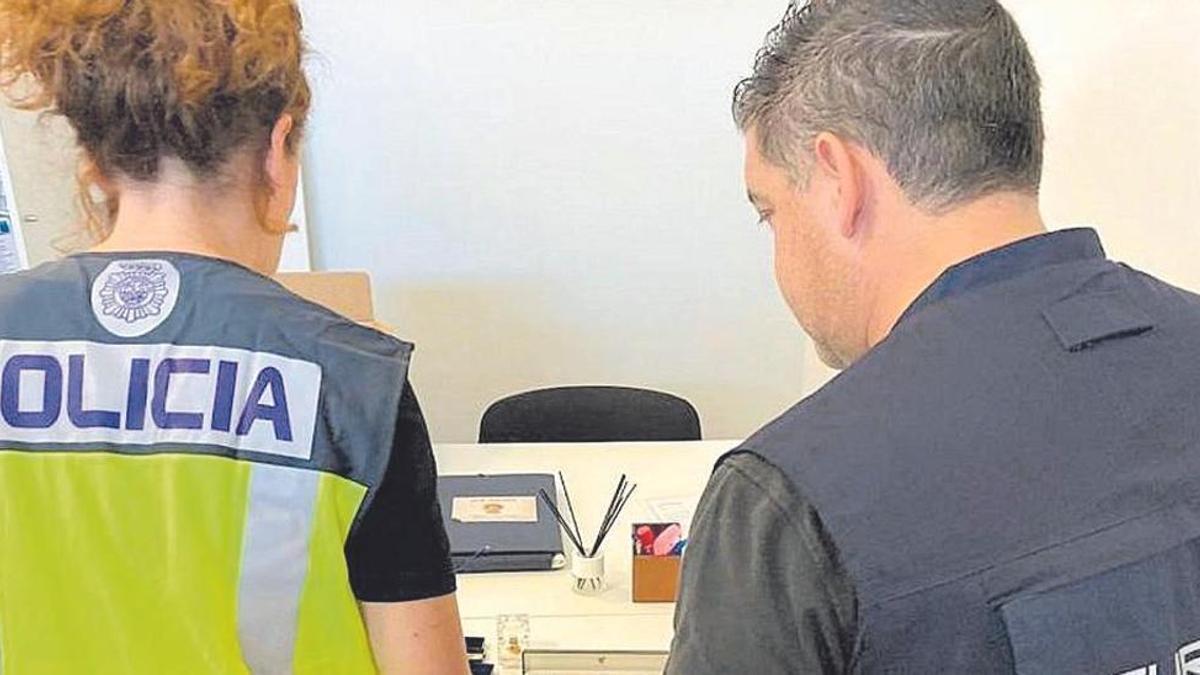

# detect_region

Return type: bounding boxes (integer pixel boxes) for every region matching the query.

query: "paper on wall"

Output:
[0,214,19,274]
[645,496,701,535]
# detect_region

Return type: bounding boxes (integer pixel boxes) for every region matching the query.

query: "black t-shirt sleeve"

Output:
[344,380,457,602]
[667,454,858,674]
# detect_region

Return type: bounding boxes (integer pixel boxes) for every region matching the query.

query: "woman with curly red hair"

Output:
[0,2,467,672]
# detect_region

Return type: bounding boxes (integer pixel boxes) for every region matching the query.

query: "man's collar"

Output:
[897,228,1107,325]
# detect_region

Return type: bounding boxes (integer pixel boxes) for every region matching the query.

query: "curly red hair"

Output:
[0,0,311,240]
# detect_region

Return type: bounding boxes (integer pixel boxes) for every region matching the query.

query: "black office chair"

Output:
[478,386,702,443]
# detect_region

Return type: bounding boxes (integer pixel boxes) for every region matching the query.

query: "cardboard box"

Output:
[632,555,682,603]
[274,271,394,333]
[274,271,373,322]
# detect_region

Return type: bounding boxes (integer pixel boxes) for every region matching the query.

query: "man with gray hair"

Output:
[669,1,1200,673]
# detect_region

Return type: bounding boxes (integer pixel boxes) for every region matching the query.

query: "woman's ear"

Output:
[262,114,300,233]
[265,114,296,189]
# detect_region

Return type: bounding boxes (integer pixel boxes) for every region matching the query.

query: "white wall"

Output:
[5,1,1199,441]
[298,0,804,442]
[0,110,77,265]
[1016,0,1200,283]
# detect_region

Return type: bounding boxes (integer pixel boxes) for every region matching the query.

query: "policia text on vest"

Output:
[0,340,319,460]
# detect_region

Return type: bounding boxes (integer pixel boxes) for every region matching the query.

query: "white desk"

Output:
[433,440,739,664]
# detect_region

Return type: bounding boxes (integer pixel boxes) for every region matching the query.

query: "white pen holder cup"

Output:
[570,553,606,594]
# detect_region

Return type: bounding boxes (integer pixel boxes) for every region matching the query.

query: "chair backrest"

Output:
[478,386,702,443]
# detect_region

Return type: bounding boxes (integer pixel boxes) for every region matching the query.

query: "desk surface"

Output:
[434,440,739,660]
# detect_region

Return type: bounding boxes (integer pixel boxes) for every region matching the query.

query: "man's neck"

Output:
[92,183,281,275]
[863,193,1047,349]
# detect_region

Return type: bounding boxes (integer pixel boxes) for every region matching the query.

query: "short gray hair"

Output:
[734,0,1044,212]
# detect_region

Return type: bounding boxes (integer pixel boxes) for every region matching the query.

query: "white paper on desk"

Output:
[451,496,539,523]
[645,496,701,533]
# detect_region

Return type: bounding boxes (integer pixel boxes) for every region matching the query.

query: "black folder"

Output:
[438,473,566,573]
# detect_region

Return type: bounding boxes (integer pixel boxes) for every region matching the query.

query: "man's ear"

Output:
[812,131,864,240]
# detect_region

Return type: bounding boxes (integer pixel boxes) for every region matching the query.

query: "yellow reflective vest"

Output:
[0,255,410,673]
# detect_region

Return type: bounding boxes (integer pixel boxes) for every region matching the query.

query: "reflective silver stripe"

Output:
[237,464,320,674]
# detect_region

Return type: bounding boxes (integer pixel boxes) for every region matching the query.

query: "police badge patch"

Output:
[91,259,182,338]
